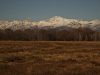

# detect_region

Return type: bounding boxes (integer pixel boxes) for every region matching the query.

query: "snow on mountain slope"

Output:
[0,16,100,30]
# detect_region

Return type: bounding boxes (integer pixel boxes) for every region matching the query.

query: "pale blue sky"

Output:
[0,0,100,20]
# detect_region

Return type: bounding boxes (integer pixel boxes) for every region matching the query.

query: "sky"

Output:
[0,0,100,20]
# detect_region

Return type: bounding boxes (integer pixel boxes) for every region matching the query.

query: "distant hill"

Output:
[0,16,100,41]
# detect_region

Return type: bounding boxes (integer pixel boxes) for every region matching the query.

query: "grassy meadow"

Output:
[0,41,100,75]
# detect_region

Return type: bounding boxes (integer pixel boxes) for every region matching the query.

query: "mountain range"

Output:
[0,16,100,31]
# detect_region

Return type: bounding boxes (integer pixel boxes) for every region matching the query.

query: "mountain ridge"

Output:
[0,16,100,30]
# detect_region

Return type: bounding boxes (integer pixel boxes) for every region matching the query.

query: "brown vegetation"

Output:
[0,41,100,75]
[0,27,100,41]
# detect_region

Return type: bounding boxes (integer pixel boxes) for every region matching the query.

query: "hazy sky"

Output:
[0,0,100,20]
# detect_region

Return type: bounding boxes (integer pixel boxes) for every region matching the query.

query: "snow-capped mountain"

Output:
[0,16,100,30]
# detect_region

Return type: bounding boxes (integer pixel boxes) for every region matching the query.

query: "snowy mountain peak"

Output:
[49,16,65,21]
[0,16,100,30]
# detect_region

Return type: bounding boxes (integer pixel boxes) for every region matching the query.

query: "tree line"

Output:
[0,27,100,41]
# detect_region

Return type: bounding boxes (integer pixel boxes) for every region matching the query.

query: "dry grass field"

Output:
[0,41,100,75]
